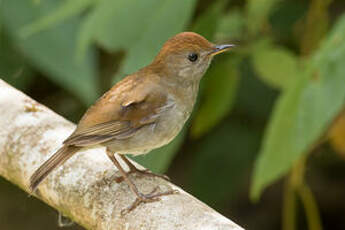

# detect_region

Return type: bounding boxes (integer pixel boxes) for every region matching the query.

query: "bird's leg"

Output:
[117,155,170,181]
[106,150,178,214]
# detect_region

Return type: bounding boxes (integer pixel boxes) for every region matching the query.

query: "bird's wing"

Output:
[63,75,173,146]
[62,120,132,146]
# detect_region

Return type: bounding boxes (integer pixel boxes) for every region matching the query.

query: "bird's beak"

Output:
[208,44,235,56]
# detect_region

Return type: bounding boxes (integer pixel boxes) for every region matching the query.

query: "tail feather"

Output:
[30,145,80,192]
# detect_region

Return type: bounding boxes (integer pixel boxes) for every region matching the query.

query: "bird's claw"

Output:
[121,187,179,215]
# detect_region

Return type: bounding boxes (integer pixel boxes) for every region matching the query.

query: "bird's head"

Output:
[151,32,235,81]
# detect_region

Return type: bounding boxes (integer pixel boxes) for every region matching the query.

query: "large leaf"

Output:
[78,0,159,55]
[132,129,186,173]
[246,0,281,35]
[1,0,98,105]
[251,15,345,200]
[78,0,196,76]
[191,56,240,138]
[252,43,300,89]
[20,0,96,38]
[117,0,197,77]
[215,8,245,42]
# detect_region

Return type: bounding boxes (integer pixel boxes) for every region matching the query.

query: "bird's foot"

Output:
[121,186,179,215]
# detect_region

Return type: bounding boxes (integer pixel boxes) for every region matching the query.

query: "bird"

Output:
[30,31,234,212]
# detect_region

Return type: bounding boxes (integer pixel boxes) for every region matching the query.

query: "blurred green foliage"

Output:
[2,0,98,105]
[252,16,345,200]
[1,0,345,229]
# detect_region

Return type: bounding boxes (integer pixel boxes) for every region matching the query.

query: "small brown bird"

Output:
[30,32,234,212]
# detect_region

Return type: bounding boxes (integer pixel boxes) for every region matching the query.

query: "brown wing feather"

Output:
[64,74,169,147]
[63,120,131,146]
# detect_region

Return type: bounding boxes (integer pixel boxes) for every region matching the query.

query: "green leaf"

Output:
[78,0,152,56]
[246,0,281,35]
[1,0,98,105]
[251,73,307,200]
[117,0,197,77]
[20,0,96,38]
[251,15,345,200]
[132,129,186,173]
[252,43,300,89]
[192,0,226,40]
[191,56,240,138]
[215,8,246,42]
[77,0,197,75]
[79,0,161,52]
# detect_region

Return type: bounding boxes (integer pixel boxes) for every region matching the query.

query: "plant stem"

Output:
[283,176,296,230]
[298,184,322,230]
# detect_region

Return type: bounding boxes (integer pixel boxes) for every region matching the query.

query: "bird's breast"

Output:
[106,84,199,155]
[149,95,189,145]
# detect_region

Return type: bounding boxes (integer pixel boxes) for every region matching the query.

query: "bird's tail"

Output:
[29,145,80,192]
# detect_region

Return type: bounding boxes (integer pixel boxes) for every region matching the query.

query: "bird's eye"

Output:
[188,53,198,62]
